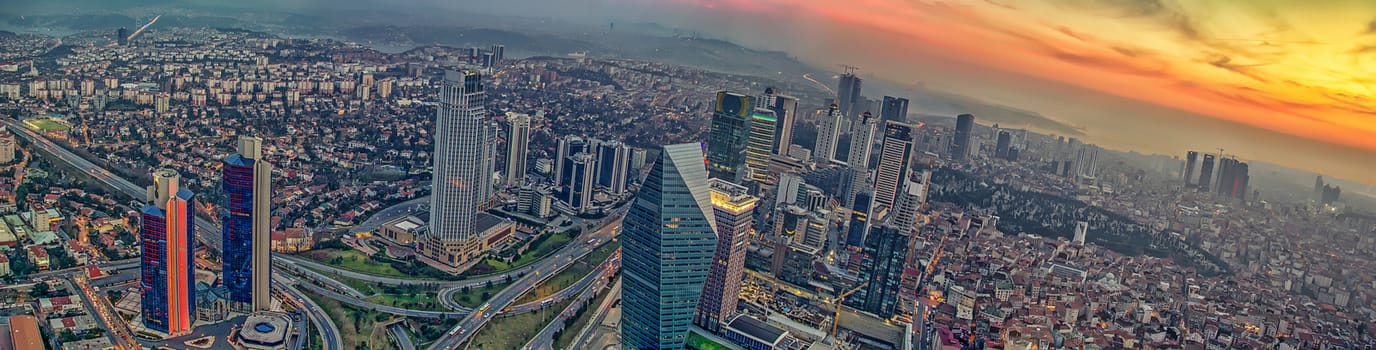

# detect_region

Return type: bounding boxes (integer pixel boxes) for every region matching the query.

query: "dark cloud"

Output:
[1353,45,1376,54]
[1051,0,1204,41]
[1206,55,1270,83]
[1368,20,1376,34]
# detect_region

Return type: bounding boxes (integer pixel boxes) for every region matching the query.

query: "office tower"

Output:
[838,72,863,118]
[564,153,597,212]
[1214,158,1234,196]
[743,108,778,183]
[776,172,803,206]
[118,27,128,45]
[0,136,13,164]
[994,131,1012,159]
[951,114,975,160]
[423,70,490,267]
[846,191,873,247]
[872,121,918,210]
[1075,147,1100,179]
[141,168,196,336]
[706,91,753,181]
[556,136,589,187]
[1197,154,1215,191]
[1314,176,1325,201]
[766,93,799,156]
[694,179,758,333]
[504,113,531,186]
[1184,151,1198,185]
[813,104,843,164]
[803,212,828,249]
[622,143,718,350]
[844,112,879,207]
[880,96,909,124]
[848,217,911,318]
[490,44,505,62]
[889,173,928,231]
[596,140,631,194]
[480,121,498,204]
[221,136,272,313]
[1073,221,1088,244]
[1232,162,1250,200]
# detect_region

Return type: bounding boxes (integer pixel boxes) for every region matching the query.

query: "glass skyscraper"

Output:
[706,91,752,181]
[622,143,718,349]
[141,168,196,336]
[222,136,271,312]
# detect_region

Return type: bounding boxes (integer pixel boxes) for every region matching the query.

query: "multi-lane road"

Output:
[276,274,343,350]
[427,217,623,350]
[522,252,619,350]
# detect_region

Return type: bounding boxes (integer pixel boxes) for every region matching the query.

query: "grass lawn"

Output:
[450,279,515,309]
[467,295,575,350]
[26,118,70,132]
[366,290,446,311]
[480,233,573,272]
[515,241,620,305]
[551,279,615,350]
[307,266,380,295]
[300,248,414,278]
[687,331,732,350]
[303,289,402,350]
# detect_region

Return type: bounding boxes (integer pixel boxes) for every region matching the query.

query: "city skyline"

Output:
[562,0,1376,184]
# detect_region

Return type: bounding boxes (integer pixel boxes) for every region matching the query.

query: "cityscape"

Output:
[0,2,1374,350]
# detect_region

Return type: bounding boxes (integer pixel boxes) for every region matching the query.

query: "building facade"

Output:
[221,136,272,312]
[812,104,843,164]
[422,70,490,267]
[622,143,718,349]
[141,168,197,335]
[707,91,752,181]
[694,179,758,333]
[504,112,530,187]
[872,121,918,210]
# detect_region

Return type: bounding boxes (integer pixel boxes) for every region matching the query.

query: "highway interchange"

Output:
[7,117,625,350]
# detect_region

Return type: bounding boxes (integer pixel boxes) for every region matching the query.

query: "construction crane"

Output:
[831,283,868,339]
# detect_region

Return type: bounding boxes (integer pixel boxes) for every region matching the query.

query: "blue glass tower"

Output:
[222,136,271,312]
[621,143,718,349]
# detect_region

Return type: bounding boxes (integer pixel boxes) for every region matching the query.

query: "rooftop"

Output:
[726,314,787,344]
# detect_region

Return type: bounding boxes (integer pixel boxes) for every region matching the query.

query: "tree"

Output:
[30,281,50,298]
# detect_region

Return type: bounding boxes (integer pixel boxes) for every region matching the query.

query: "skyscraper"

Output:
[422,70,490,267]
[872,121,918,210]
[765,92,799,156]
[556,136,589,187]
[504,112,531,187]
[837,72,863,118]
[846,191,873,247]
[563,152,597,211]
[694,179,758,333]
[951,114,975,160]
[848,217,910,318]
[844,112,879,207]
[1183,151,1198,186]
[1198,154,1216,191]
[141,168,196,336]
[117,27,128,46]
[743,109,778,183]
[812,104,843,164]
[880,96,909,124]
[596,140,630,194]
[221,136,272,313]
[994,131,1012,159]
[706,91,753,181]
[622,143,718,349]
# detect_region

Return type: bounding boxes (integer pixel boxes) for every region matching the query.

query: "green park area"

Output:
[688,331,733,350]
[515,241,619,305]
[469,231,574,275]
[302,249,413,278]
[450,279,514,309]
[466,296,575,350]
[26,118,70,132]
[304,289,402,350]
[366,288,446,312]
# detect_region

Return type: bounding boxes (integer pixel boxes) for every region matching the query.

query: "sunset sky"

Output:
[582,0,1376,183]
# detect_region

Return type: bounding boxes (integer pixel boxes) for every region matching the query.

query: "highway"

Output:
[522,252,619,350]
[426,216,623,350]
[276,274,343,350]
[568,278,622,350]
[390,323,416,350]
[291,277,468,319]
[5,118,338,350]
[350,195,430,234]
[503,250,615,316]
